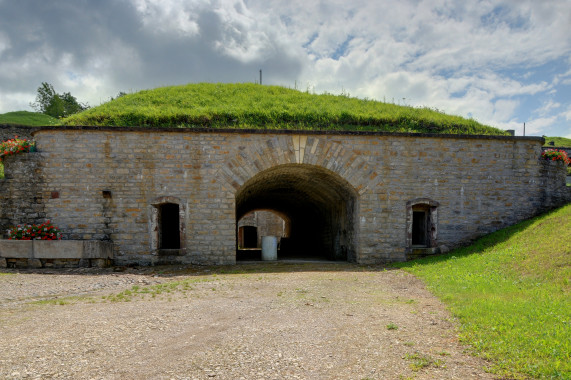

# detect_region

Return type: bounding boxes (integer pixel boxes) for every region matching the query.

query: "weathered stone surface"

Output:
[33,240,84,259]
[0,125,35,142]
[0,240,33,259]
[0,258,6,268]
[0,240,113,268]
[1,127,569,266]
[83,241,113,259]
[90,258,108,268]
[29,259,42,268]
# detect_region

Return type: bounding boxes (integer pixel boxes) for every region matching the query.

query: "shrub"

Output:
[7,221,61,240]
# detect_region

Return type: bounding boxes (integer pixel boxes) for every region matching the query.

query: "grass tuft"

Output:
[403,352,444,371]
[395,204,571,379]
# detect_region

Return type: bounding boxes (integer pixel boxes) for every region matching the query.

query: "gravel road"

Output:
[0,263,495,379]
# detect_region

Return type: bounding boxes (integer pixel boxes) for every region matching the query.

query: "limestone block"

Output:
[90,258,108,268]
[0,240,33,258]
[33,240,84,259]
[29,259,43,268]
[83,241,114,259]
[439,245,450,254]
[0,258,6,268]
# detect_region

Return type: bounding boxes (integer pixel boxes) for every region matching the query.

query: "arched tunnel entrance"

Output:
[235,164,358,261]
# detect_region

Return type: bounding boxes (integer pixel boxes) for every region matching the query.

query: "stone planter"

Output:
[0,240,113,268]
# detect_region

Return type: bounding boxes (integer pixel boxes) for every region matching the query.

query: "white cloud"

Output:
[535,100,562,116]
[0,0,569,137]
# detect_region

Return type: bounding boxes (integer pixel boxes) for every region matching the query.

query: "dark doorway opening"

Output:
[412,210,427,246]
[159,203,180,249]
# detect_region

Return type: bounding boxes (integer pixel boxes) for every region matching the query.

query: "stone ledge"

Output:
[31,125,544,142]
[406,246,441,260]
[0,240,113,267]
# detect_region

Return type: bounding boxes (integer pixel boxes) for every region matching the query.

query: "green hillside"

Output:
[0,111,59,126]
[396,204,571,379]
[63,83,508,135]
[544,136,571,147]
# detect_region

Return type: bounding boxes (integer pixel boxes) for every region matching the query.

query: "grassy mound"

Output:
[395,204,571,379]
[0,111,59,126]
[63,83,508,135]
[544,136,571,147]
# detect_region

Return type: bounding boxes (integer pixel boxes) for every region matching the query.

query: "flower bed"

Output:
[7,221,61,240]
[0,136,35,162]
[541,149,571,165]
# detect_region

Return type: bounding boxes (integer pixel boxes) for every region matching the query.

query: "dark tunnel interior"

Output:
[235,164,358,261]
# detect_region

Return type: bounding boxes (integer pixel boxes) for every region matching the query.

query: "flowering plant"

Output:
[0,137,36,162]
[541,149,571,165]
[7,221,61,240]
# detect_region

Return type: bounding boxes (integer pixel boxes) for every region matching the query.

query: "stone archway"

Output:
[235,164,359,261]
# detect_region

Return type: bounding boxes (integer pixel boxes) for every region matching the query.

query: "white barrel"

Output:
[261,236,278,261]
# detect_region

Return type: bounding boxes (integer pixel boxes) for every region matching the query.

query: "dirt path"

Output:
[0,263,494,379]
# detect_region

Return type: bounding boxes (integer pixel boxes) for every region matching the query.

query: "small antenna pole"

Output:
[523,122,525,136]
[259,69,262,85]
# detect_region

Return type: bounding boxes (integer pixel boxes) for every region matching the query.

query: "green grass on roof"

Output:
[544,136,571,148]
[0,111,59,126]
[62,83,508,135]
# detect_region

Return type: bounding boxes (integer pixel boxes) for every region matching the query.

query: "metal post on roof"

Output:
[523,122,526,136]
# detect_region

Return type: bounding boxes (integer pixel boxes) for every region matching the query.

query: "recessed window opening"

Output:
[159,203,180,249]
[238,226,258,248]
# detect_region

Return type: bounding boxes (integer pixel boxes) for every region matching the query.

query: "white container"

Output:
[261,236,278,261]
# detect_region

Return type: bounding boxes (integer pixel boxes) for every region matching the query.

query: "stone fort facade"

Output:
[1,126,569,265]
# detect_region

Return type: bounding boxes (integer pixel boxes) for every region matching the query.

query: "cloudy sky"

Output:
[0,0,570,137]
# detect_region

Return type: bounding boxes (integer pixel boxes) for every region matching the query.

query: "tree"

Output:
[30,82,89,118]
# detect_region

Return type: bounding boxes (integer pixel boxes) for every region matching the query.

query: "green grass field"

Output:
[544,136,571,148]
[62,83,508,135]
[395,204,571,379]
[0,111,58,126]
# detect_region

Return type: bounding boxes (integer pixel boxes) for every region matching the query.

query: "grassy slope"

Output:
[544,136,571,148]
[0,111,59,126]
[395,204,571,379]
[63,83,508,135]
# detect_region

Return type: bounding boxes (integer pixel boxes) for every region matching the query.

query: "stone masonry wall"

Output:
[0,125,36,142]
[0,153,46,237]
[1,127,569,265]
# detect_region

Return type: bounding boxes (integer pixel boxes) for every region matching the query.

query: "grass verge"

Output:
[395,204,571,379]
